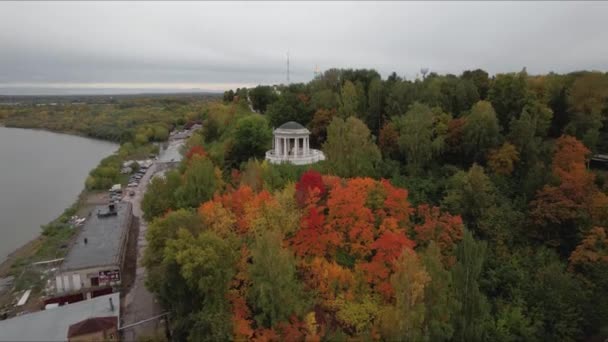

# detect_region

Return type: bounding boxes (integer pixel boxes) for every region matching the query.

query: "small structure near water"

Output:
[52,202,132,302]
[265,121,325,165]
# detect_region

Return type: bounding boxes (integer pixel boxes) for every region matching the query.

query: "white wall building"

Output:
[265,121,325,165]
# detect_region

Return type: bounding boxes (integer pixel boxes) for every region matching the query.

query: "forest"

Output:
[0,95,212,190]
[140,68,608,341]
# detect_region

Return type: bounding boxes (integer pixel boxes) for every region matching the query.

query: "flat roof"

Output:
[60,202,132,272]
[0,293,119,341]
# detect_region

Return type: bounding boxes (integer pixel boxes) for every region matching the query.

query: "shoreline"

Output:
[0,126,119,280]
[0,189,94,279]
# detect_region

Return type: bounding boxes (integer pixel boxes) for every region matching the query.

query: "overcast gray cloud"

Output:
[1,1,607,93]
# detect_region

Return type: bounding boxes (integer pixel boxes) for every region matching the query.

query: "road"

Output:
[121,163,164,340]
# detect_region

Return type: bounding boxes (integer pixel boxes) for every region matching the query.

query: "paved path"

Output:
[121,163,164,340]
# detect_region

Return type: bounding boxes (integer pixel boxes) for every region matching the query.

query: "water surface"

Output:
[0,127,117,261]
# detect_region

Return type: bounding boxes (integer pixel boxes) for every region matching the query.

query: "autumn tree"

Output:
[378,249,430,341]
[414,204,464,265]
[487,142,519,176]
[360,230,416,299]
[569,227,608,335]
[309,108,336,146]
[185,145,207,161]
[378,122,399,160]
[529,135,596,252]
[295,169,327,207]
[323,116,381,178]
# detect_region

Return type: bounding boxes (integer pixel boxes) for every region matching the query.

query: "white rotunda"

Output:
[265,121,325,165]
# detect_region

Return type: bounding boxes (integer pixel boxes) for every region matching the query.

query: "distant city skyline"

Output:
[1,1,607,94]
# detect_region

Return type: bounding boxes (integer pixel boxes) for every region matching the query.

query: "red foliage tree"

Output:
[185,145,207,160]
[359,231,416,299]
[295,170,327,207]
[380,179,413,227]
[413,204,464,265]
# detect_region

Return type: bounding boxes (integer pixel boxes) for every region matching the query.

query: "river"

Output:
[0,127,118,261]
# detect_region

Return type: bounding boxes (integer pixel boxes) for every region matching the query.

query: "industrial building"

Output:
[0,293,119,341]
[53,202,132,301]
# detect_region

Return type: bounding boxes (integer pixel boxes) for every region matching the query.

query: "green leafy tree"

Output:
[165,229,237,341]
[488,71,531,130]
[462,69,490,100]
[565,72,608,150]
[144,209,203,284]
[142,169,181,221]
[230,115,272,166]
[462,101,501,161]
[223,89,235,103]
[311,88,339,111]
[393,102,449,175]
[266,91,314,127]
[442,164,496,227]
[175,155,220,208]
[524,249,585,341]
[420,242,456,341]
[338,80,359,119]
[323,116,381,178]
[451,229,492,342]
[249,85,278,113]
[248,230,309,328]
[367,77,384,134]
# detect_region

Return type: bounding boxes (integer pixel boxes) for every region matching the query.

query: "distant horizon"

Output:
[0,87,225,97]
[2,65,607,97]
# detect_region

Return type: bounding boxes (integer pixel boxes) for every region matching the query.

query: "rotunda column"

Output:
[283,137,287,157]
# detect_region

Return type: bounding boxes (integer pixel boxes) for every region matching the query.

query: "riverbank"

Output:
[0,188,125,318]
[0,190,109,279]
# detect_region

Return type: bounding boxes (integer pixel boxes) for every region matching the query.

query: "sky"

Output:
[1,1,607,94]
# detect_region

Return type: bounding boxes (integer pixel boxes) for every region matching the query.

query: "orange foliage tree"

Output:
[185,145,207,161]
[413,204,464,265]
[359,231,416,299]
[529,136,596,230]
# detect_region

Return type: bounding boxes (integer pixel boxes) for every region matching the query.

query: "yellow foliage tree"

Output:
[487,142,520,176]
